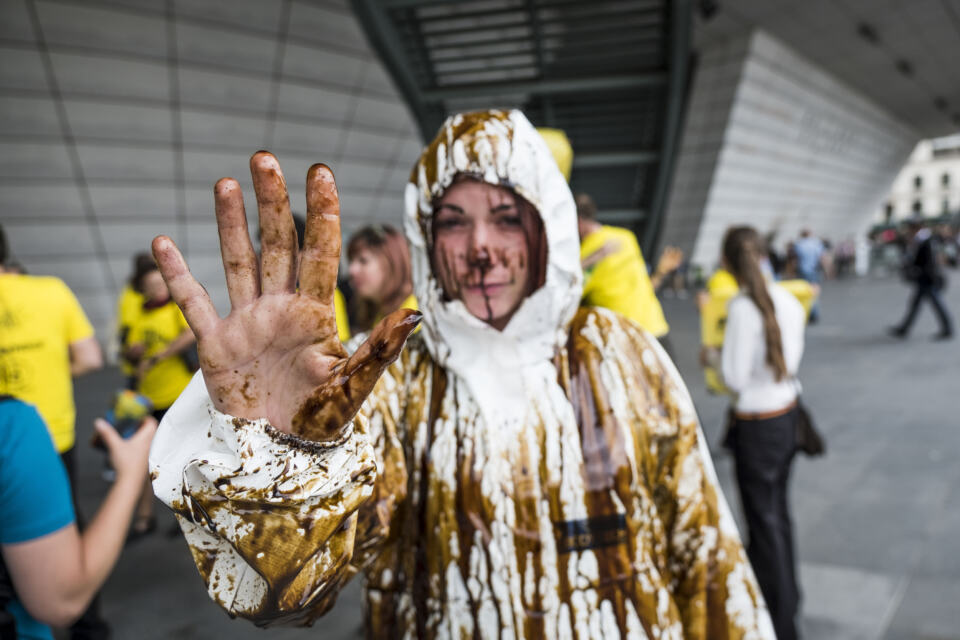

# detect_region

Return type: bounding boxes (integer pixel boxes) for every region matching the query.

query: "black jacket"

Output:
[905,233,945,288]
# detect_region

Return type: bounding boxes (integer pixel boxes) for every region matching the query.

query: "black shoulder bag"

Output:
[793,383,825,457]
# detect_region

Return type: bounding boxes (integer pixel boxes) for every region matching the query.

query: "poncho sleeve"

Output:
[149,363,410,627]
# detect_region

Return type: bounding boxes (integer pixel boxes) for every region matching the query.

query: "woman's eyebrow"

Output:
[490,203,516,213]
[436,203,464,214]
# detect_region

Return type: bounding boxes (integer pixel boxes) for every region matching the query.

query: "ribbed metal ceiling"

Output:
[352,0,692,252]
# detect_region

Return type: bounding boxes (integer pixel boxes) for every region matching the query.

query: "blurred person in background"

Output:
[764,230,785,277]
[346,224,416,334]
[126,264,195,539]
[1,397,156,640]
[116,253,154,390]
[576,193,684,353]
[721,226,806,640]
[537,129,688,345]
[936,223,958,268]
[0,224,110,640]
[793,229,825,322]
[888,217,954,340]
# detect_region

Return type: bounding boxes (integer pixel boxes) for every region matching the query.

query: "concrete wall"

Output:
[663,29,919,270]
[0,0,421,342]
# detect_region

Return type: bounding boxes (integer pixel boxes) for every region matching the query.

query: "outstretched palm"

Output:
[152,152,420,441]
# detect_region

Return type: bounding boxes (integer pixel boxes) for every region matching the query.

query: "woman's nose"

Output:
[467,223,492,264]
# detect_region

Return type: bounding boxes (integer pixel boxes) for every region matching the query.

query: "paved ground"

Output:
[67,274,960,639]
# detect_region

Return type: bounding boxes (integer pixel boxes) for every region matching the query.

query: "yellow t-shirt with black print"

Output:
[580,226,669,337]
[117,285,144,377]
[129,301,193,410]
[0,274,95,452]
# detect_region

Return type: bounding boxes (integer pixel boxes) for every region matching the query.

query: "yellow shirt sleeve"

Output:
[580,226,670,337]
[334,288,350,343]
[706,269,738,295]
[400,294,418,312]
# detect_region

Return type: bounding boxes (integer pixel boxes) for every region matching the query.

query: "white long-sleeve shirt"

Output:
[722,284,805,413]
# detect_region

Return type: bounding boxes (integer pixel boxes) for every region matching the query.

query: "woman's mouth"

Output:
[465,281,511,296]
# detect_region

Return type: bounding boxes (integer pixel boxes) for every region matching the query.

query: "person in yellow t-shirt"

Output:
[347,224,417,333]
[0,255,103,455]
[576,193,683,350]
[129,267,195,416]
[116,252,155,389]
[127,264,196,537]
[697,264,818,394]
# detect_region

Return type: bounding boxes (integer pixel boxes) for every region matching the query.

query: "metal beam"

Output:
[641,0,692,256]
[422,72,666,101]
[381,0,459,9]
[597,209,647,225]
[351,0,444,141]
[573,151,659,168]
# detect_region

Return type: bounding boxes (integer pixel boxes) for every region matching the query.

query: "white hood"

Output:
[402,110,583,427]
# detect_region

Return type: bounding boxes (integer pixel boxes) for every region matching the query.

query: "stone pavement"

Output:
[68,274,960,639]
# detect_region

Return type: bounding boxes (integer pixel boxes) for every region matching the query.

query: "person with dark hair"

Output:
[0,398,156,640]
[793,229,825,322]
[347,224,416,333]
[149,112,775,638]
[721,225,806,640]
[575,193,683,352]
[125,263,195,538]
[889,218,954,340]
[117,252,156,389]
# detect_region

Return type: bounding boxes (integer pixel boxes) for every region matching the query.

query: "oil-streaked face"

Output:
[348,247,388,302]
[431,180,542,330]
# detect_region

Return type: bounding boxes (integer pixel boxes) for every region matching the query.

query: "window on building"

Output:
[912,200,923,213]
[943,173,951,187]
[914,175,923,189]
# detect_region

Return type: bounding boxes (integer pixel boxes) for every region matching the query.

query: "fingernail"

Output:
[401,312,423,328]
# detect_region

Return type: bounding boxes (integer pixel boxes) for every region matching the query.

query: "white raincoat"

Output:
[151,110,775,639]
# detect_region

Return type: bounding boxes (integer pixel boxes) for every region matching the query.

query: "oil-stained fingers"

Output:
[290,309,421,442]
[251,151,298,295]
[299,163,341,304]
[215,178,260,308]
[339,308,421,404]
[152,236,218,339]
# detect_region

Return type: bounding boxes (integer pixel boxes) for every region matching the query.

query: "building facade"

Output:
[876,134,960,224]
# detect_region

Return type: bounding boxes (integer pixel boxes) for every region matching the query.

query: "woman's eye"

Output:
[435,217,465,230]
[498,215,523,227]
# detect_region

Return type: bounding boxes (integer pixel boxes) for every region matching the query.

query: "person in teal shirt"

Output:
[0,397,156,639]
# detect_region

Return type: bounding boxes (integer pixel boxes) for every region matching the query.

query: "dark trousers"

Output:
[895,283,954,336]
[59,448,111,640]
[730,408,800,640]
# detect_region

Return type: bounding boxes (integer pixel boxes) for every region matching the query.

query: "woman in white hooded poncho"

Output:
[150,110,775,639]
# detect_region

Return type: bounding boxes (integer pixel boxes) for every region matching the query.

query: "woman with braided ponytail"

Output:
[721,225,807,640]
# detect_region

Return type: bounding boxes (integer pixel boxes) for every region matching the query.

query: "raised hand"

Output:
[656,246,684,276]
[152,152,420,442]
